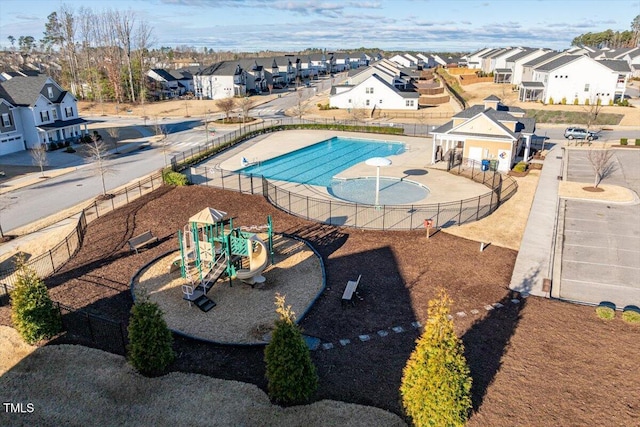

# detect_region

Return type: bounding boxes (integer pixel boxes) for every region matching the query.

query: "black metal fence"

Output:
[187,158,517,231]
[56,302,128,355]
[0,172,163,304]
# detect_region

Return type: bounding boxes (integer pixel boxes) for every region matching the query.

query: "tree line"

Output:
[571,15,640,49]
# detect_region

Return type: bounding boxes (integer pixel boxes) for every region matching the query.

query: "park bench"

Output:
[341,274,362,307]
[127,231,158,253]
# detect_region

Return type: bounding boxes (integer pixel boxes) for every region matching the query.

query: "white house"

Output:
[329,74,419,110]
[522,55,631,104]
[389,54,414,68]
[346,65,395,86]
[0,74,87,155]
[194,61,247,100]
[464,48,493,69]
[506,49,551,85]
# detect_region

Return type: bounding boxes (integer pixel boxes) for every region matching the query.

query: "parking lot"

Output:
[557,149,640,307]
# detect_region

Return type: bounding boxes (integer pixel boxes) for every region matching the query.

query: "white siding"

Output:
[329,75,418,110]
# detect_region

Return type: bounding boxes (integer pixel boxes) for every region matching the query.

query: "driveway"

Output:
[555,149,640,308]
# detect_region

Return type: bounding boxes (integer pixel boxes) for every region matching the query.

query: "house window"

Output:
[584,84,590,92]
[348,99,352,104]
[366,99,370,106]
[40,111,50,122]
[65,107,73,117]
[51,109,58,120]
[365,87,374,94]
[379,99,383,104]
[617,74,625,84]
[47,87,54,98]
[406,100,415,107]
[1,113,11,127]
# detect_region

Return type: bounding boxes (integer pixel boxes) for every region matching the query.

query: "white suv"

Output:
[564,127,597,140]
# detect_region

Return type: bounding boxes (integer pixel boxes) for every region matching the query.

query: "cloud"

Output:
[14,14,40,21]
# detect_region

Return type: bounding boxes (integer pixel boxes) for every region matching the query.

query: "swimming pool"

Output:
[240,136,405,187]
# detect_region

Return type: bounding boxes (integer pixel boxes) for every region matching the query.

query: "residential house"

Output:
[193,61,247,100]
[147,68,195,99]
[505,48,551,85]
[430,95,536,172]
[332,52,351,72]
[389,54,415,68]
[0,74,87,155]
[309,53,333,75]
[329,73,419,111]
[464,48,493,69]
[480,48,507,74]
[521,55,631,104]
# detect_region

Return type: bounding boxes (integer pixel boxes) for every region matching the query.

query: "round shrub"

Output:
[622,310,640,324]
[265,294,318,405]
[127,300,175,376]
[595,306,615,320]
[162,170,189,186]
[513,161,528,173]
[10,260,62,344]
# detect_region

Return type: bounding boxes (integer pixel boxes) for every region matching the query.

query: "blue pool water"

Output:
[240,137,405,187]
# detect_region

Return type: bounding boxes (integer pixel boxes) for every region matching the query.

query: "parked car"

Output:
[564,127,598,140]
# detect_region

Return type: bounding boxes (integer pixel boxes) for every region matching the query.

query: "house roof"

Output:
[520,81,545,88]
[522,51,561,67]
[495,68,513,73]
[150,69,177,81]
[38,117,88,130]
[505,48,533,62]
[596,59,632,73]
[0,74,50,106]
[197,61,243,76]
[370,74,419,98]
[484,95,501,102]
[435,104,535,137]
[534,55,581,72]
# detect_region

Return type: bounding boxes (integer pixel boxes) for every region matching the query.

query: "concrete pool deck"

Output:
[204,130,489,205]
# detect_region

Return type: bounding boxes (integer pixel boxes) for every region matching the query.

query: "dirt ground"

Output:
[1,185,638,425]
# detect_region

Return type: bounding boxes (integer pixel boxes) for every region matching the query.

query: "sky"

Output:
[0,0,638,53]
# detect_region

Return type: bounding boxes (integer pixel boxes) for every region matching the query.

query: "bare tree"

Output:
[584,94,604,132]
[216,97,235,123]
[291,88,312,119]
[30,144,48,178]
[115,10,136,103]
[587,149,615,188]
[86,134,116,197]
[153,117,171,165]
[105,127,120,154]
[236,96,255,123]
[350,99,368,122]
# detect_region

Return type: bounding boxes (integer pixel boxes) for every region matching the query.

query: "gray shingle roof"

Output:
[505,48,534,63]
[0,74,49,106]
[197,61,242,76]
[596,60,632,73]
[434,105,535,138]
[522,51,560,67]
[534,55,581,72]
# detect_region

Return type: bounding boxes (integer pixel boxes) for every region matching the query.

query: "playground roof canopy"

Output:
[189,207,228,225]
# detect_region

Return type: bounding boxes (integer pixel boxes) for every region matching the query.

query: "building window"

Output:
[584,84,590,92]
[365,87,374,94]
[51,109,58,120]
[379,99,383,104]
[406,100,415,107]
[40,111,50,122]
[47,87,54,98]
[617,74,625,84]
[348,99,352,104]
[1,113,11,127]
[65,107,73,117]
[366,99,370,106]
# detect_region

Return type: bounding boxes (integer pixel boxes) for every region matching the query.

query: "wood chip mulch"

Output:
[1,185,638,425]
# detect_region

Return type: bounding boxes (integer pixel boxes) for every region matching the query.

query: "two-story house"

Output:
[524,55,631,105]
[0,74,87,155]
[329,73,419,111]
[193,62,247,100]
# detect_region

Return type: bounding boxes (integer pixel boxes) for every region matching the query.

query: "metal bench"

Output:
[341,274,362,306]
[127,231,158,253]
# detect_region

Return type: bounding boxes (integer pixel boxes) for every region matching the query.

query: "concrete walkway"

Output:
[510,143,563,297]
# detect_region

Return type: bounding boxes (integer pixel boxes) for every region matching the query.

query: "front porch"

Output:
[38,118,89,150]
[519,81,545,102]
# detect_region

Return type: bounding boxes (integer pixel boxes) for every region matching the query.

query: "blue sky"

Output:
[0,0,638,52]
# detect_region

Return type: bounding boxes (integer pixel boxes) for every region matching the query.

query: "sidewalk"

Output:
[509,143,563,297]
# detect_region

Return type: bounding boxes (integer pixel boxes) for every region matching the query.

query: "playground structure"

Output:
[178,207,273,312]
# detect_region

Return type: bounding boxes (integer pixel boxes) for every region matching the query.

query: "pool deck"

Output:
[202,130,489,205]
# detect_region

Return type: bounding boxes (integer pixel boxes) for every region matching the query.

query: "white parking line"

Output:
[564,243,640,253]
[564,229,639,238]
[563,259,640,270]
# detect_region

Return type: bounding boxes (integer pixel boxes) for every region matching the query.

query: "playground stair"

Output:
[182,288,217,312]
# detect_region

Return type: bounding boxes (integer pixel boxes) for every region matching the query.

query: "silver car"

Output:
[564,127,597,140]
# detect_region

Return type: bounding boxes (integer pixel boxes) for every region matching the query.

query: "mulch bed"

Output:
[1,185,638,425]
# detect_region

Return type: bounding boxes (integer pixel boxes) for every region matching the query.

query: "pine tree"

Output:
[400,290,472,427]
[10,258,62,344]
[127,299,175,376]
[264,293,318,405]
